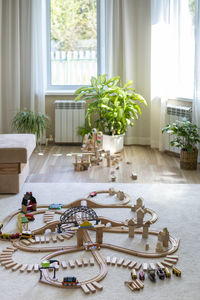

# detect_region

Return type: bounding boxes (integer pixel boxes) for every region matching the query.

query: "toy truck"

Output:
[156,267,165,280]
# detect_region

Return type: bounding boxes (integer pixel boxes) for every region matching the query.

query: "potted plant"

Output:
[74,74,147,153]
[162,120,200,170]
[12,109,49,145]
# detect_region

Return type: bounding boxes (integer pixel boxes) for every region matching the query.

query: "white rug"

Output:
[0,183,199,300]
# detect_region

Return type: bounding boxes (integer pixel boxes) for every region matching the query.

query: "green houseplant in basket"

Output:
[74,74,147,153]
[162,120,200,169]
[12,109,49,145]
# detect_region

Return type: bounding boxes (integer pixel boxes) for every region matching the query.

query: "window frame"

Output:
[46,0,105,91]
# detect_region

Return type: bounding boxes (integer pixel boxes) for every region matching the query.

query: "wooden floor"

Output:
[27,145,200,184]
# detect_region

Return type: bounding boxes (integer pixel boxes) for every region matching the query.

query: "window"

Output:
[46,0,105,90]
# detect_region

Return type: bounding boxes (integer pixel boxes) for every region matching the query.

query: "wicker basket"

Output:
[180,148,198,170]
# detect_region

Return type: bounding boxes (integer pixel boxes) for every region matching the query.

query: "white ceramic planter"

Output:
[102,134,124,154]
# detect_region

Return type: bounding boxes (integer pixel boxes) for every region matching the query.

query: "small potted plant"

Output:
[74,74,147,153]
[162,120,200,170]
[12,109,49,145]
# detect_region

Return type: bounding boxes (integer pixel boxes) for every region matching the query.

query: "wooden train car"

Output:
[62,276,79,286]
[84,242,100,251]
[0,232,20,240]
[20,231,35,239]
[172,267,181,277]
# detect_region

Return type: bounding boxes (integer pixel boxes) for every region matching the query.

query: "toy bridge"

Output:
[59,206,100,227]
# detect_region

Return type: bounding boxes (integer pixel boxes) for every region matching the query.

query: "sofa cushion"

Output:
[0,134,36,163]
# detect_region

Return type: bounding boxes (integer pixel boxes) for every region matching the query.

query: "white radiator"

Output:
[55,100,85,143]
[165,105,192,153]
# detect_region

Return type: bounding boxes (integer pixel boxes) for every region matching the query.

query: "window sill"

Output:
[45,90,76,96]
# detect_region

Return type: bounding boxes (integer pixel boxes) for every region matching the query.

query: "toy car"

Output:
[62,276,78,286]
[131,269,137,280]
[148,267,156,282]
[164,267,171,278]
[90,192,97,197]
[25,213,35,221]
[172,267,181,277]
[156,267,165,280]
[139,271,145,280]
[48,203,63,210]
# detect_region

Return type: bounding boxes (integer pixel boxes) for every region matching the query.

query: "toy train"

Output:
[62,276,79,286]
[0,231,34,240]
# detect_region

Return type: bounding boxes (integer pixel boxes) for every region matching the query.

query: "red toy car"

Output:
[90,192,97,197]
[25,213,35,221]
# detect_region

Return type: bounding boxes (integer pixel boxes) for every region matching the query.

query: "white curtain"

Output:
[105,0,151,145]
[0,0,46,134]
[151,0,195,150]
[192,0,200,159]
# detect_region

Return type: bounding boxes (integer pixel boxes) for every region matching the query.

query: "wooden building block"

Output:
[86,283,96,293]
[123,259,131,268]
[69,260,75,268]
[29,238,36,244]
[82,258,88,266]
[6,246,17,251]
[21,239,31,246]
[57,235,64,242]
[111,257,117,265]
[89,257,94,266]
[40,236,45,243]
[12,263,22,271]
[135,262,142,271]
[124,281,134,291]
[51,235,57,243]
[164,258,177,264]
[132,281,140,290]
[128,261,137,269]
[142,263,148,271]
[117,257,124,266]
[149,263,156,270]
[106,256,111,265]
[136,279,144,289]
[35,236,40,243]
[61,261,67,269]
[157,262,165,269]
[0,256,12,261]
[34,264,39,272]
[131,281,138,291]
[81,285,90,294]
[61,234,71,239]
[92,281,103,291]
[45,236,50,243]
[1,260,13,266]
[20,264,28,272]
[27,264,34,272]
[161,261,173,268]
[2,249,15,253]
[166,255,178,260]
[75,259,82,267]
[5,262,17,269]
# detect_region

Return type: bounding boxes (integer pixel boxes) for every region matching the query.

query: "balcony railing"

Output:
[51,50,97,86]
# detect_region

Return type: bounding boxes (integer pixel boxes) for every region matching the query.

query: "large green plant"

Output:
[12,110,49,143]
[74,74,147,135]
[162,120,200,152]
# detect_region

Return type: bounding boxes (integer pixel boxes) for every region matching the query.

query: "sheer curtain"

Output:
[151,0,195,150]
[105,0,151,145]
[192,0,200,160]
[0,0,46,134]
